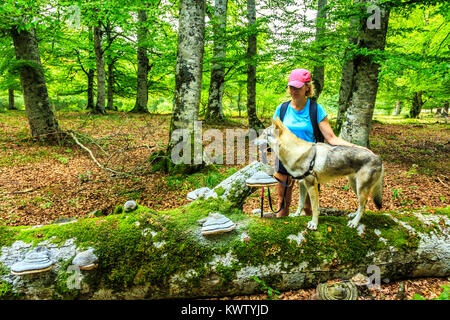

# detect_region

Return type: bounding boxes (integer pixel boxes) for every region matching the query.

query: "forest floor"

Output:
[0,110,449,300]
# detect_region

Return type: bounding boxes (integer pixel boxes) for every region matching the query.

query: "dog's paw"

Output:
[307,221,318,230]
[293,209,306,217]
[347,212,357,218]
[347,219,359,228]
[299,209,307,216]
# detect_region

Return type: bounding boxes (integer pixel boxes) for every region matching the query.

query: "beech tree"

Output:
[0,39,20,110]
[311,0,328,101]
[335,17,359,135]
[164,0,206,174]
[10,26,63,141]
[409,91,424,118]
[246,0,263,131]
[339,1,390,147]
[132,5,150,113]
[205,0,228,121]
[93,22,107,114]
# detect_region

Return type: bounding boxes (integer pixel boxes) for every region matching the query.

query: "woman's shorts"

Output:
[275,156,291,176]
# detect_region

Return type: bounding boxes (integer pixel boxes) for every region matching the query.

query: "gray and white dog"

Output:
[254,117,384,230]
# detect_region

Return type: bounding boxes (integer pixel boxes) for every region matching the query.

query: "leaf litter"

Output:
[0,111,449,300]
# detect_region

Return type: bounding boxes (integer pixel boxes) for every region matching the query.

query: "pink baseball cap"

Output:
[287,69,311,88]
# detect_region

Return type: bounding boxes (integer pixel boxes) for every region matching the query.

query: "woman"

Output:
[268,68,361,218]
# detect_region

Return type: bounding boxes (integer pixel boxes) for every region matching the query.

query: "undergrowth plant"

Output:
[411,284,449,300]
[251,276,281,300]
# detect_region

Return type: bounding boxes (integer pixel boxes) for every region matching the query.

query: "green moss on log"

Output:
[1,203,448,297]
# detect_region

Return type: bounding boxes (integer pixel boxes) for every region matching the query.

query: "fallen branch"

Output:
[68,130,125,177]
[67,130,155,178]
[436,176,448,188]
[0,187,41,195]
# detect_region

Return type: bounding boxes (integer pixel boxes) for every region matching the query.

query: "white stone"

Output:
[153,241,166,249]
[287,231,308,246]
[187,187,214,201]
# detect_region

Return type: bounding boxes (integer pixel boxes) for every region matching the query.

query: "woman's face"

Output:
[289,85,306,99]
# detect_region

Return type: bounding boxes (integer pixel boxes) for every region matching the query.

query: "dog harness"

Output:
[292,144,317,180]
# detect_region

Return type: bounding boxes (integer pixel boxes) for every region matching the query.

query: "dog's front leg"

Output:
[306,180,319,230]
[293,180,308,216]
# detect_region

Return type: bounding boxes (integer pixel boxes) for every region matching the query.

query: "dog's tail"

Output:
[371,165,384,210]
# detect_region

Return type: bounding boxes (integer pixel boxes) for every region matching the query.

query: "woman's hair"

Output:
[286,82,316,98]
[304,82,315,98]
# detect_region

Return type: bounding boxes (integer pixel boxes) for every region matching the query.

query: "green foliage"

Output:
[411,285,450,300]
[391,188,404,201]
[251,276,281,300]
[78,170,92,183]
[52,153,70,165]
[0,0,447,120]
[391,188,415,207]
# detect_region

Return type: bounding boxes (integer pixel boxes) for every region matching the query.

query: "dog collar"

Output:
[293,144,316,180]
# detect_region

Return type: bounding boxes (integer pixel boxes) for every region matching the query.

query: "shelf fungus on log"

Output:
[73,248,98,270]
[199,213,236,236]
[0,162,449,299]
[10,247,54,276]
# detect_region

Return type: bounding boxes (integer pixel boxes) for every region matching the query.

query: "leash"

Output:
[260,145,317,216]
[267,175,290,214]
[259,175,290,217]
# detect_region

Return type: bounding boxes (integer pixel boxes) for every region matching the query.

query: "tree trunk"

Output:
[442,101,449,117]
[107,61,115,111]
[335,18,359,135]
[93,24,106,114]
[104,23,116,111]
[205,0,228,122]
[392,100,403,116]
[8,88,16,110]
[237,85,242,117]
[87,69,95,110]
[207,161,273,208]
[339,3,390,147]
[164,0,206,174]
[1,161,448,299]
[132,8,150,113]
[246,0,263,131]
[10,27,62,142]
[86,28,95,110]
[311,0,327,101]
[409,92,423,119]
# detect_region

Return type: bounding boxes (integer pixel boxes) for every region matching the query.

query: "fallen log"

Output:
[0,162,449,299]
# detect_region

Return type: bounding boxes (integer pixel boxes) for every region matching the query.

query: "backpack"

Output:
[279,100,324,143]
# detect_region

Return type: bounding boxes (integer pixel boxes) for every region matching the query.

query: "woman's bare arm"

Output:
[318,117,374,153]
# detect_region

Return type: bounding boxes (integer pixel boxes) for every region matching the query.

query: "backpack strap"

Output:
[279,101,290,122]
[280,99,324,143]
[309,100,325,143]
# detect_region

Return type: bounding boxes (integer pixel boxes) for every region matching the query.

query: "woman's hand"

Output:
[318,117,375,154]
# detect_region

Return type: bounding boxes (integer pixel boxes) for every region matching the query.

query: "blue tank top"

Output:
[272,99,327,143]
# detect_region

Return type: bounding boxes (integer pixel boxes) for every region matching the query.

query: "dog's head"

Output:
[253,117,285,153]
